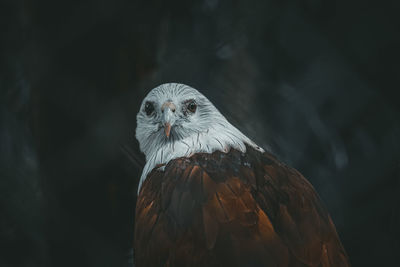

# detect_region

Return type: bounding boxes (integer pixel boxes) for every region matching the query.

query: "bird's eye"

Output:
[186,100,197,113]
[144,102,155,116]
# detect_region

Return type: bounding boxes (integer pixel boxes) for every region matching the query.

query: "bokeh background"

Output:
[1,0,399,266]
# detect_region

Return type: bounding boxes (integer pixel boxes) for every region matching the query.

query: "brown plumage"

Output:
[134,146,350,267]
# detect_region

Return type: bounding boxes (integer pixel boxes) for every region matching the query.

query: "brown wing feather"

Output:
[134,146,350,267]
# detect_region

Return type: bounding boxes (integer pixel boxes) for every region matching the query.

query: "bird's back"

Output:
[134,146,350,267]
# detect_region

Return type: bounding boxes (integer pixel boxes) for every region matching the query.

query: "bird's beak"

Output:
[164,122,171,138]
[161,101,176,138]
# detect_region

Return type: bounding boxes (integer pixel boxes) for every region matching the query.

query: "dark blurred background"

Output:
[0,0,399,266]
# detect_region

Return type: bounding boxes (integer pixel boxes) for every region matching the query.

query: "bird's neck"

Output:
[137,122,263,194]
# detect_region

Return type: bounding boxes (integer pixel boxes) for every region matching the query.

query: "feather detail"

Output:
[134,146,350,267]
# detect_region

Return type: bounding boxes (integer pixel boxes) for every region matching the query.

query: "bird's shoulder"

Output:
[135,146,350,266]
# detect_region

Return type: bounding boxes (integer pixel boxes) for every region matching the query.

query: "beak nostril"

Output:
[161,102,176,113]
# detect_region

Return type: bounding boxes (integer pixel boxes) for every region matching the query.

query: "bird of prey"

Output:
[134,83,350,267]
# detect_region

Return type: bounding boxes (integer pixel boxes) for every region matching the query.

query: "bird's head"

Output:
[136,83,221,158]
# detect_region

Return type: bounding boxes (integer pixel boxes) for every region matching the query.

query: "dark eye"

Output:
[144,102,155,116]
[186,100,197,113]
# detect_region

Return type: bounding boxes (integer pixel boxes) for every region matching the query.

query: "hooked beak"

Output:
[161,101,176,138]
[164,122,171,138]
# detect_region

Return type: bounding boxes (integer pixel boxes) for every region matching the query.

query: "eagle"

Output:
[134,83,350,267]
